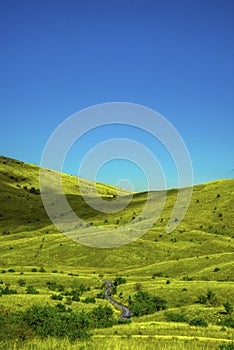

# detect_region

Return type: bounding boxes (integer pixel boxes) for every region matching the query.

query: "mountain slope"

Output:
[0,155,233,272]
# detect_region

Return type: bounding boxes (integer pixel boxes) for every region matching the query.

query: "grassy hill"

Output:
[0,156,233,349]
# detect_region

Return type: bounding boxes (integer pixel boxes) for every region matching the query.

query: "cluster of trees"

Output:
[0,303,116,344]
[129,290,167,316]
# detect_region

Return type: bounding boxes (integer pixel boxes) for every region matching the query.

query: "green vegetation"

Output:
[0,156,233,349]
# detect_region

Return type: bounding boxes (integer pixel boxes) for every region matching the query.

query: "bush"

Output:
[130,290,167,316]
[18,279,26,287]
[82,297,96,304]
[152,272,163,279]
[113,276,126,286]
[51,294,63,301]
[31,268,38,272]
[214,267,220,272]
[22,304,91,341]
[89,305,115,328]
[165,312,188,323]
[197,294,208,304]
[29,187,40,195]
[96,291,105,299]
[221,317,234,328]
[8,269,15,273]
[0,311,33,343]
[39,267,46,273]
[189,317,208,327]
[47,281,65,292]
[218,342,234,350]
[26,286,39,295]
[0,286,17,295]
[224,302,233,315]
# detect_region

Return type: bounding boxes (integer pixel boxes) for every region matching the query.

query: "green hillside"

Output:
[0,156,233,350]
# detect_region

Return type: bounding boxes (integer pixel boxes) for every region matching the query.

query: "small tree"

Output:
[224,302,233,315]
[26,286,39,294]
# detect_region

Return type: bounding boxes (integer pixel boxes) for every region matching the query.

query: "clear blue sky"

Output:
[0,0,233,191]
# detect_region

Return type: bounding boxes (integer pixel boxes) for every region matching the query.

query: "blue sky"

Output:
[0,0,233,191]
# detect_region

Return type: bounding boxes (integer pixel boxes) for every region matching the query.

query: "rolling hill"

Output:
[0,155,233,350]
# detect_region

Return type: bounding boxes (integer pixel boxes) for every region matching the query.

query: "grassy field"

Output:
[0,156,233,349]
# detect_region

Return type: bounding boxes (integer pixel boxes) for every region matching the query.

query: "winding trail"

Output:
[103,280,132,320]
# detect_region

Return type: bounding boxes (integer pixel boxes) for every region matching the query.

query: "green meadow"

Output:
[0,156,233,349]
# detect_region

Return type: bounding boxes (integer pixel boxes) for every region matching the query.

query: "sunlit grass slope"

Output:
[0,155,233,349]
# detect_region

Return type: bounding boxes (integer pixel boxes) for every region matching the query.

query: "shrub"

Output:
[197,294,208,304]
[96,292,105,299]
[224,302,233,315]
[0,286,17,295]
[130,290,167,316]
[189,317,208,327]
[0,311,32,343]
[113,276,126,286]
[182,275,193,281]
[214,268,220,273]
[152,272,163,278]
[18,279,26,287]
[22,304,91,341]
[221,317,234,328]
[39,267,46,273]
[8,268,15,273]
[51,294,63,301]
[29,187,40,195]
[82,297,96,304]
[65,296,73,305]
[89,305,115,328]
[26,286,39,295]
[218,342,234,350]
[31,268,38,272]
[165,312,188,323]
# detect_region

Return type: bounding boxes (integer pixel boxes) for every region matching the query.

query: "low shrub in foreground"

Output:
[189,317,208,327]
[0,303,117,344]
[218,342,234,350]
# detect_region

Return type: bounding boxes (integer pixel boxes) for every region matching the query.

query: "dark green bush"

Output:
[152,272,163,279]
[96,291,105,299]
[165,311,188,323]
[39,267,46,273]
[89,305,115,328]
[130,290,167,316]
[224,302,233,315]
[113,276,126,286]
[51,293,63,301]
[218,342,234,350]
[82,297,96,304]
[0,286,17,295]
[189,317,208,327]
[18,279,26,287]
[22,304,91,341]
[197,294,208,304]
[26,286,39,295]
[221,317,234,328]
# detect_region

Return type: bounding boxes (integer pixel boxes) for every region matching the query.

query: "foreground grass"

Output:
[4,333,234,350]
